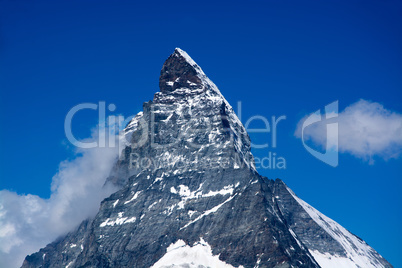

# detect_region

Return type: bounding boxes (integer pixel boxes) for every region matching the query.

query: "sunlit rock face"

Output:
[22,49,393,268]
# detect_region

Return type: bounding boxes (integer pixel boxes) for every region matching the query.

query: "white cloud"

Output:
[0,124,122,268]
[295,99,402,162]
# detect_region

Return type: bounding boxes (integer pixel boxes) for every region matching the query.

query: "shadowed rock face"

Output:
[21,49,393,268]
[159,49,203,93]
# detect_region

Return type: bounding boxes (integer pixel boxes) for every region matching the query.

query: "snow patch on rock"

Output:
[287,186,389,268]
[151,237,241,268]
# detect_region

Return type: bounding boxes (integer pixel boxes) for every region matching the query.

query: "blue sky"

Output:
[0,0,401,267]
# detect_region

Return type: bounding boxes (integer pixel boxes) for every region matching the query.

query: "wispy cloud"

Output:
[295,99,402,162]
[0,124,121,268]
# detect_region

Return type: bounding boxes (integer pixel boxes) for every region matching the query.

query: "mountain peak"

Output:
[159,48,205,93]
[153,48,255,173]
[21,49,393,268]
[173,48,198,66]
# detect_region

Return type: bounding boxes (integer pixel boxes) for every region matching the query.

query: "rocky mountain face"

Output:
[21,49,393,268]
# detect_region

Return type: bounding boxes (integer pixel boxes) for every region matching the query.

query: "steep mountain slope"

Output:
[21,48,392,268]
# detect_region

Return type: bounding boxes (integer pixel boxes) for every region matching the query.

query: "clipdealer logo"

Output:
[301,101,339,167]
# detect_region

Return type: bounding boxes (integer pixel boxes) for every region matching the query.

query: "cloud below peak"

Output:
[296,99,402,163]
[0,125,121,268]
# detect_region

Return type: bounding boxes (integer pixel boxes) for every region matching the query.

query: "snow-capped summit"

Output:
[22,49,393,268]
[110,48,255,187]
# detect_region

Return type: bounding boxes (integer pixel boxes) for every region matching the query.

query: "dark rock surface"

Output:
[21,48,393,268]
